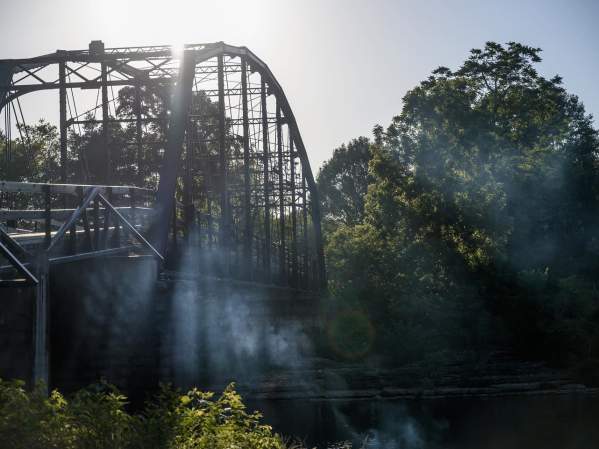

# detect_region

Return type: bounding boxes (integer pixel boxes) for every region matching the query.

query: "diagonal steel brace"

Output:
[97,193,164,261]
[46,187,100,253]
[0,240,38,284]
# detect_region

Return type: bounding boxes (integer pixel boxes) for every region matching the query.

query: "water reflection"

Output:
[249,394,599,448]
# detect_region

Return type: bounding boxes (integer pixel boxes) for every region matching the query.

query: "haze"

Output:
[0,0,597,169]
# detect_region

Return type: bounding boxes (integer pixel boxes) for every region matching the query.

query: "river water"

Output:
[249,394,599,448]
[161,278,599,448]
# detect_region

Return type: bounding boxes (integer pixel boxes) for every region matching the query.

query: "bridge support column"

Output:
[59,61,67,183]
[135,84,143,183]
[289,137,298,287]
[183,119,194,239]
[301,174,309,285]
[101,60,110,184]
[261,78,271,281]
[33,255,49,391]
[155,50,196,256]
[217,54,230,275]
[241,57,252,280]
[276,101,286,283]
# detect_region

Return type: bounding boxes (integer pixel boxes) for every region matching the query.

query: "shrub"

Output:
[0,380,285,449]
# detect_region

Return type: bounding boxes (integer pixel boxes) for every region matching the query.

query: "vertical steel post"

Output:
[276,101,286,282]
[110,188,120,247]
[101,62,110,184]
[289,124,327,289]
[154,51,196,255]
[301,174,309,285]
[289,137,298,286]
[129,188,137,231]
[260,78,271,281]
[217,54,229,271]
[135,84,143,182]
[80,187,92,250]
[183,119,193,238]
[207,197,213,250]
[43,186,51,249]
[36,181,51,390]
[103,187,111,249]
[69,213,77,253]
[93,198,100,250]
[311,186,327,289]
[241,57,251,278]
[33,255,49,391]
[69,188,78,253]
[59,62,67,183]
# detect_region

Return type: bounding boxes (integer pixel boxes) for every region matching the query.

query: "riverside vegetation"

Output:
[0,379,292,449]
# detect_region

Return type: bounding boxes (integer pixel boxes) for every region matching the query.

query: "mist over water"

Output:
[332,402,429,449]
[168,281,313,386]
[167,239,314,390]
[157,244,599,449]
[47,250,599,449]
[254,394,599,449]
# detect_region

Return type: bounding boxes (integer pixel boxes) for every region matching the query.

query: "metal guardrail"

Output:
[0,180,162,285]
[0,180,153,195]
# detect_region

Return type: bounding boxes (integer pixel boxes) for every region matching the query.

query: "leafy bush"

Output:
[0,380,286,449]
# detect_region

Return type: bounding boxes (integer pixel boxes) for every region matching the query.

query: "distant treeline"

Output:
[0,86,227,198]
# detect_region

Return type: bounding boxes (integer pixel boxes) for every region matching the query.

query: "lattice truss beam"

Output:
[0,41,325,289]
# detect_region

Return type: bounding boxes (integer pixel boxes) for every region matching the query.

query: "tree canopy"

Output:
[317,136,371,228]
[319,42,599,373]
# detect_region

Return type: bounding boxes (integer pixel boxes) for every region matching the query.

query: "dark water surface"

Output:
[249,394,599,448]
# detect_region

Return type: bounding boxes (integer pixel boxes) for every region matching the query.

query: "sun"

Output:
[171,41,186,60]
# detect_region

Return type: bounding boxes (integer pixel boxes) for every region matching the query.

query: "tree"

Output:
[383,41,599,277]
[317,136,372,228]
[0,120,60,183]
[324,42,599,367]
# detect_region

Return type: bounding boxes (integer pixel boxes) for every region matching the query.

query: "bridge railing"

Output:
[166,201,322,291]
[0,181,162,286]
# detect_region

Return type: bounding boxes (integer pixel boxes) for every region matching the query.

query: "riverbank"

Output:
[209,351,599,401]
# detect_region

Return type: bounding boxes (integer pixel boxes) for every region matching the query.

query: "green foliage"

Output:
[0,380,285,449]
[317,137,372,229]
[0,120,61,183]
[319,42,599,373]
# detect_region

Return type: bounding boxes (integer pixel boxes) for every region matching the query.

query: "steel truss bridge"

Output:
[0,41,326,386]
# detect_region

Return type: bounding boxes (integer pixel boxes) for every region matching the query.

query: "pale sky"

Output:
[1,0,597,170]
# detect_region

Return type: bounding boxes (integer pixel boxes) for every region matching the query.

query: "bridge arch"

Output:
[0,41,325,289]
